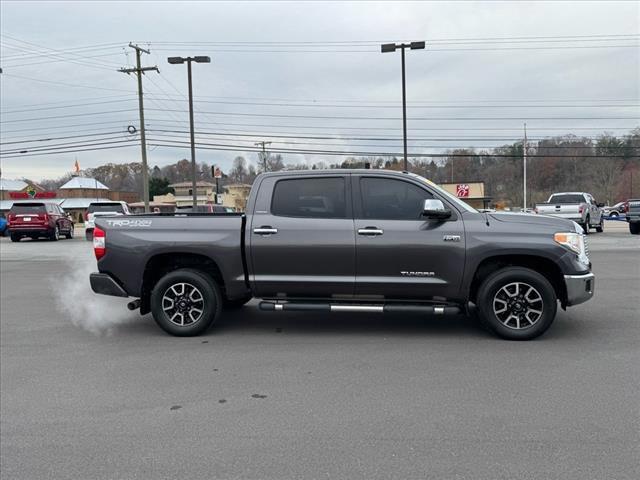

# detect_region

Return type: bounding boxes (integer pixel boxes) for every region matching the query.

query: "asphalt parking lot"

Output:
[1,221,638,480]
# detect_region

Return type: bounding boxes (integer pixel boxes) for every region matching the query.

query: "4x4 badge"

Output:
[443,235,461,242]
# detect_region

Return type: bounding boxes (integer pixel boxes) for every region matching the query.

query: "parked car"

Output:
[535,192,604,234]
[7,201,74,242]
[175,205,236,214]
[85,201,130,240]
[0,213,9,236]
[625,199,640,234]
[90,169,594,341]
[603,201,627,218]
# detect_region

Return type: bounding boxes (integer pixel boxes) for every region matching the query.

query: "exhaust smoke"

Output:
[52,245,133,335]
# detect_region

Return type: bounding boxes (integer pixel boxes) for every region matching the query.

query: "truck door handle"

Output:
[253,226,278,235]
[358,227,384,236]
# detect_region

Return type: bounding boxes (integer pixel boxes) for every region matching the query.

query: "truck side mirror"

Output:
[422,199,451,219]
[596,202,605,208]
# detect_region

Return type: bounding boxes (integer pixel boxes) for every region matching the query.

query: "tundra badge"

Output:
[443,235,461,242]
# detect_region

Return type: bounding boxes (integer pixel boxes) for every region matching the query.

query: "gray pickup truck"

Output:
[90,170,595,340]
[626,199,640,234]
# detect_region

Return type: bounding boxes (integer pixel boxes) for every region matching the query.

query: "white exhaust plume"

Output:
[53,246,133,335]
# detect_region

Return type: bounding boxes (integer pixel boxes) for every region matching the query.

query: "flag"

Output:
[74,159,80,173]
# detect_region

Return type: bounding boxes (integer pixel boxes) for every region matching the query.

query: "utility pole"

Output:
[255,141,272,172]
[119,44,158,213]
[523,123,528,211]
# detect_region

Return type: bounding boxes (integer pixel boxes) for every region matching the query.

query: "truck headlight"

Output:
[554,232,589,266]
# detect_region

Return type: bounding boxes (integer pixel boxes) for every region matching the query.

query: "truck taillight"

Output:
[578,206,584,214]
[41,213,48,222]
[93,227,106,260]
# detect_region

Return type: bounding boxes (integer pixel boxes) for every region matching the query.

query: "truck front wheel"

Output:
[150,269,222,336]
[630,222,640,235]
[476,267,557,340]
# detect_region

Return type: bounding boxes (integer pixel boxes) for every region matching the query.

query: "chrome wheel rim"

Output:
[161,282,205,326]
[492,282,543,330]
[54,227,59,239]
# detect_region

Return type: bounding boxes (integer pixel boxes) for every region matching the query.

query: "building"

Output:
[439,182,492,210]
[223,183,252,212]
[0,179,46,201]
[168,181,217,207]
[0,176,140,223]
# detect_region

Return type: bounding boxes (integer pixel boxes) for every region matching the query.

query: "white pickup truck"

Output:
[535,192,604,234]
[84,201,130,240]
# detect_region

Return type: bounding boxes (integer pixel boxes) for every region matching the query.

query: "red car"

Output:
[7,202,74,242]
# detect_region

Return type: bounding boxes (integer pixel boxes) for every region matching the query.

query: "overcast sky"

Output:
[1,0,638,181]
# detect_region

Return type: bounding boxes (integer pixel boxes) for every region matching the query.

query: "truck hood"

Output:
[489,212,577,230]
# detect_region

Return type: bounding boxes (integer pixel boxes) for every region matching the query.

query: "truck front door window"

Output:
[360,177,432,220]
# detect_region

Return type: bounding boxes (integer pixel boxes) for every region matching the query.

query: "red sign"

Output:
[9,191,57,199]
[456,184,470,198]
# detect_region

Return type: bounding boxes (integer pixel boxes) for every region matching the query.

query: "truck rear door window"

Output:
[548,194,585,204]
[360,177,432,220]
[88,203,125,214]
[271,177,347,218]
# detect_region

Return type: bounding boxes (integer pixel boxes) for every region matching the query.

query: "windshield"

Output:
[548,194,585,204]
[408,173,478,213]
[9,203,46,214]
[88,203,125,213]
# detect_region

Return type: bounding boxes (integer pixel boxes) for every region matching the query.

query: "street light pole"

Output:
[186,59,197,208]
[401,46,408,171]
[381,41,425,172]
[167,55,211,209]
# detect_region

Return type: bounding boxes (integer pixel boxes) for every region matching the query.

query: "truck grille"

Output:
[584,236,590,258]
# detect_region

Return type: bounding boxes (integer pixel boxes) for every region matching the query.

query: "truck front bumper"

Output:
[90,272,128,297]
[564,272,595,306]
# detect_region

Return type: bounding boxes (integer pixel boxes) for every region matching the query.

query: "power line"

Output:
[0,143,138,159]
[0,108,138,123]
[144,108,639,121]
[0,73,133,92]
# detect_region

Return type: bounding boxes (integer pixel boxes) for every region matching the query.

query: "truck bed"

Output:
[94,213,248,301]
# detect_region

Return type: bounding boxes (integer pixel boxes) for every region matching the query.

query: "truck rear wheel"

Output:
[150,269,222,336]
[476,267,557,340]
[581,216,590,235]
[595,218,604,233]
[630,223,640,235]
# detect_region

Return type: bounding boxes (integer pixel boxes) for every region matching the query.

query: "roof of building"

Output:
[169,181,215,188]
[59,177,109,190]
[0,179,28,192]
[58,198,114,209]
[224,183,252,189]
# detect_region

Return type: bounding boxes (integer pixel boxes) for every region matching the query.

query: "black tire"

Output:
[476,267,557,341]
[595,218,604,233]
[65,225,74,239]
[610,211,619,218]
[581,216,589,235]
[85,229,93,241]
[150,268,222,336]
[630,222,640,235]
[10,233,21,242]
[50,226,60,241]
[224,295,252,309]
